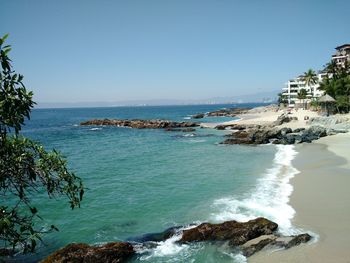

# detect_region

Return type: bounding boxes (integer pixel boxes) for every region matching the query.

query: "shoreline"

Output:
[250,132,350,262]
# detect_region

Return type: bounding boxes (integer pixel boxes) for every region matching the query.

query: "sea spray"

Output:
[212,144,300,235]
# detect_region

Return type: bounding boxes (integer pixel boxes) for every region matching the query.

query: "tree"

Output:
[297,88,307,109]
[0,34,84,254]
[277,92,288,106]
[320,61,350,113]
[302,69,318,96]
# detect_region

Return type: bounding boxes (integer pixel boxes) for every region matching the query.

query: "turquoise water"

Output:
[12,104,289,262]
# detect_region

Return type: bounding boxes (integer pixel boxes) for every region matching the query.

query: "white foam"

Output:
[89,127,102,131]
[183,116,191,120]
[138,225,197,260]
[138,145,307,261]
[212,145,301,235]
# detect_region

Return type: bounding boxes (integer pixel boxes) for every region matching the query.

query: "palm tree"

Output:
[302,69,318,98]
[297,88,308,109]
[324,60,339,79]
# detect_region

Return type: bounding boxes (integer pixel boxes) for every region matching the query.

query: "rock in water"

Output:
[192,113,205,119]
[179,217,278,246]
[41,242,135,263]
[80,119,199,129]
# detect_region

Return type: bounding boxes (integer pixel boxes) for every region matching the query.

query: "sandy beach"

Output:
[250,133,350,262]
[207,107,350,262]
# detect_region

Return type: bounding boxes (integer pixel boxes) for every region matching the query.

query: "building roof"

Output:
[335,44,350,50]
[318,94,336,103]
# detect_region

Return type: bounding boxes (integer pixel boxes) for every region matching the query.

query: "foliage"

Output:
[310,99,320,111]
[0,34,84,254]
[277,92,288,106]
[297,88,308,109]
[320,60,350,113]
[302,69,318,90]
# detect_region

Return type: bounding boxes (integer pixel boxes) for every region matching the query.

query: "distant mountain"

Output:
[36,90,279,108]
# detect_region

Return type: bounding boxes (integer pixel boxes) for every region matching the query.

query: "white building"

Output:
[282,72,327,107]
[281,43,350,108]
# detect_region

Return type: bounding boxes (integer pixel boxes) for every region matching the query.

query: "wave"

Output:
[212,144,299,235]
[89,127,102,131]
[137,145,307,261]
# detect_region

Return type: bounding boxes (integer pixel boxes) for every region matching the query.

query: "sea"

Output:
[14,103,303,262]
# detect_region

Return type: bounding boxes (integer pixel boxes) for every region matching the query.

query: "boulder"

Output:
[41,242,134,263]
[241,235,277,257]
[240,233,311,257]
[273,114,298,126]
[179,217,278,246]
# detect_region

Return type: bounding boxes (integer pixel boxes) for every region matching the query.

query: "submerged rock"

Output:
[41,242,135,263]
[127,226,182,243]
[179,217,278,245]
[192,113,205,119]
[80,119,199,129]
[166,127,197,132]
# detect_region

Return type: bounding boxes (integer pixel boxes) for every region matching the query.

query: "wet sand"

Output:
[251,133,350,262]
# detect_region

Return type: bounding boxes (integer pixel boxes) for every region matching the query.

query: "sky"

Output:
[1,0,350,104]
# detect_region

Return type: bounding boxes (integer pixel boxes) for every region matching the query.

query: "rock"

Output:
[192,113,205,119]
[207,108,250,117]
[221,126,279,145]
[179,217,278,246]
[80,119,199,129]
[285,233,312,248]
[182,128,196,132]
[240,233,311,257]
[41,242,135,263]
[293,128,305,133]
[221,125,329,145]
[215,124,259,130]
[165,127,196,132]
[273,114,298,126]
[279,127,293,136]
[127,226,182,243]
[241,235,277,257]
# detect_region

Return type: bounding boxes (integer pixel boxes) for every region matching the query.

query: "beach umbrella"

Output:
[318,94,336,116]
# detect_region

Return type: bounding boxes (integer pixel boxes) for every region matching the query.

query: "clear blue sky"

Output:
[2,0,350,103]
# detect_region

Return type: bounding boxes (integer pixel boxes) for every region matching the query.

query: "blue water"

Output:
[10,103,295,262]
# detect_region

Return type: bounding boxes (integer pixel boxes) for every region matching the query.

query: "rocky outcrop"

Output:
[215,123,259,130]
[241,233,311,257]
[178,218,311,256]
[221,125,330,145]
[41,242,135,263]
[179,217,278,246]
[190,108,251,119]
[80,119,199,129]
[273,113,298,126]
[206,108,250,117]
[308,115,350,133]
